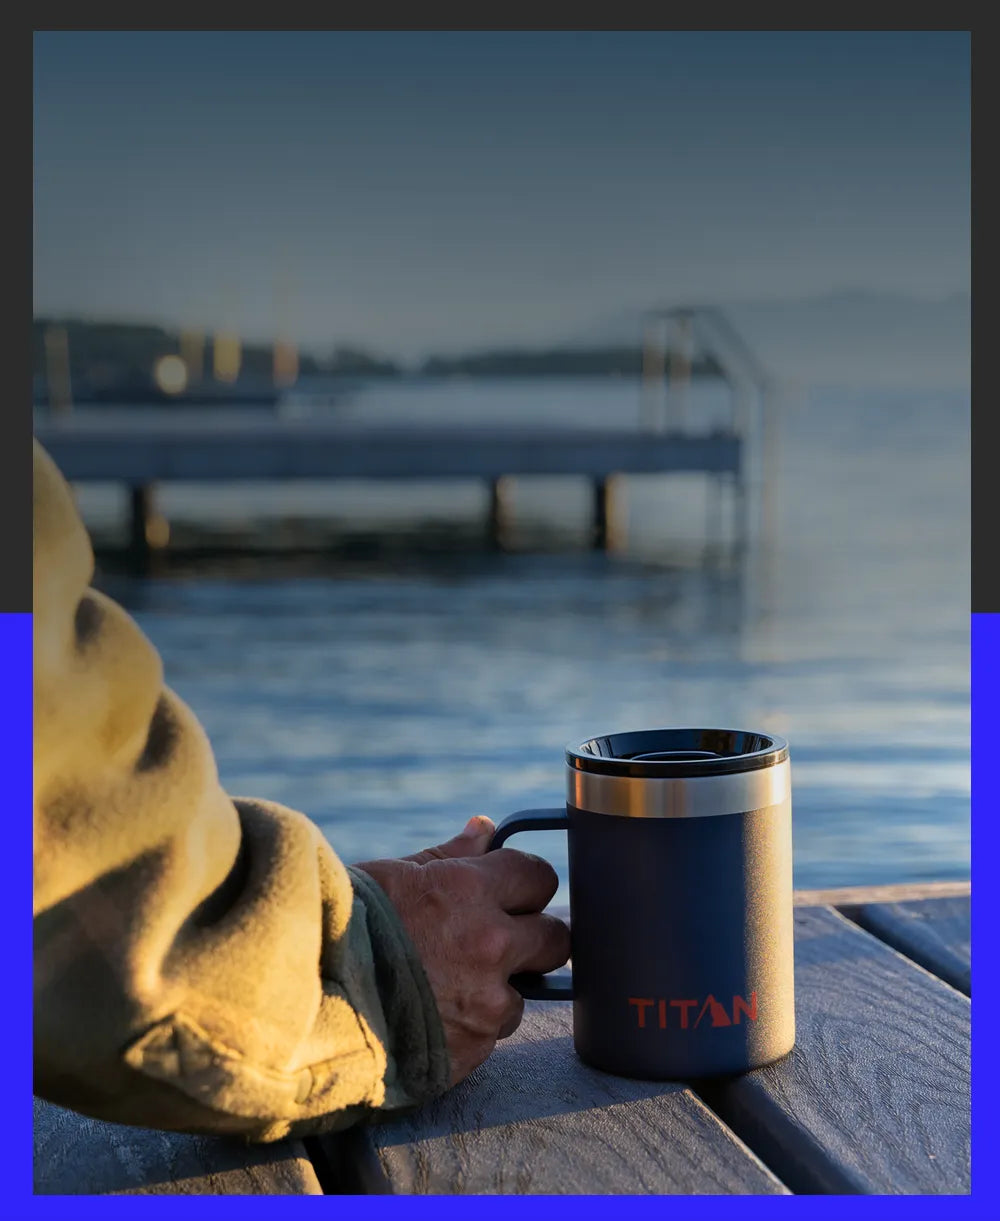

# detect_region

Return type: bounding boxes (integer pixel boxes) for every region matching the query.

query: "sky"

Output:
[33,31,970,360]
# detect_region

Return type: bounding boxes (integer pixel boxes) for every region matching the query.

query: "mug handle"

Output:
[489,808,574,1001]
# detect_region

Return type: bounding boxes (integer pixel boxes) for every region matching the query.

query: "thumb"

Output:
[404,816,496,864]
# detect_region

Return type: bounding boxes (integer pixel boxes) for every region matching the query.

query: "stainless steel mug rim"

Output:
[566,727,788,778]
[565,728,791,820]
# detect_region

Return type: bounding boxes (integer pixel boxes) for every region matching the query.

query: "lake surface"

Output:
[80,377,970,900]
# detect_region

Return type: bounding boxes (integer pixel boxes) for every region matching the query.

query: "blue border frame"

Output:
[8,611,987,1215]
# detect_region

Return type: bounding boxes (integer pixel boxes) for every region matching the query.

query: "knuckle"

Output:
[525,914,570,972]
[541,858,560,889]
[498,993,525,1039]
[546,914,571,953]
[476,923,511,968]
[483,984,513,1024]
[521,848,553,875]
[521,852,559,898]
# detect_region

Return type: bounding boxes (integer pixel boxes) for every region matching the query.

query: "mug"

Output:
[489,727,795,1080]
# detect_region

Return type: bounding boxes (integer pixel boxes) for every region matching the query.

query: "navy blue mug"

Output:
[489,728,795,1080]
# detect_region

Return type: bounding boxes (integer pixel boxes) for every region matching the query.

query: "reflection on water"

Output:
[88,380,969,900]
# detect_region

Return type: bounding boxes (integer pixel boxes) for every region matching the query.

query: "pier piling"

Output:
[592,476,625,552]
[127,484,169,573]
[128,485,153,572]
[488,476,513,551]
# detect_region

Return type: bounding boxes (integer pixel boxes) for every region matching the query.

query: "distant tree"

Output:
[324,346,401,377]
[33,318,177,384]
[419,347,723,379]
[32,317,326,394]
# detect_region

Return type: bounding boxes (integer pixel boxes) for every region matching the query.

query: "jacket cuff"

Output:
[345,866,450,1111]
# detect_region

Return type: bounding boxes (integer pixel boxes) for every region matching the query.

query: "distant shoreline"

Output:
[33,316,724,390]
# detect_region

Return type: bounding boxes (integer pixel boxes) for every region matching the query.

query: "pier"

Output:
[34,307,774,566]
[34,414,746,564]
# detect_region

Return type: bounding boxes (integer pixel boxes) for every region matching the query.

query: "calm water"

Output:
[82,378,970,900]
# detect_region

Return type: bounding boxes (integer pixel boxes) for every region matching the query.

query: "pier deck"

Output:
[33,881,970,1196]
[34,413,741,482]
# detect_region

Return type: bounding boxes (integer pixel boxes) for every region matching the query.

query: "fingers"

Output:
[497,984,525,1040]
[507,911,571,975]
[494,918,568,1041]
[404,816,495,864]
[475,847,559,914]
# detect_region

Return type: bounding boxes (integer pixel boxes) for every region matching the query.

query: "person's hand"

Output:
[353,816,570,1087]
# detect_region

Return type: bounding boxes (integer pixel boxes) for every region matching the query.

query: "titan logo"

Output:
[628,992,758,1029]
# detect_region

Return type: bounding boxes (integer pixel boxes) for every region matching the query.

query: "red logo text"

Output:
[628,992,757,1029]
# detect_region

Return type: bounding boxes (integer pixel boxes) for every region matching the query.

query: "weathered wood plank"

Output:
[33,1098,323,1195]
[793,881,969,907]
[839,896,970,996]
[527,880,972,929]
[345,1000,789,1195]
[699,905,970,1195]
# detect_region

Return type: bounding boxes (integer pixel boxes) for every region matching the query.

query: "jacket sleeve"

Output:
[32,439,450,1142]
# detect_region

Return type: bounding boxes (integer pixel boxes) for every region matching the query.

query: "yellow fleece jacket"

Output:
[32,439,449,1142]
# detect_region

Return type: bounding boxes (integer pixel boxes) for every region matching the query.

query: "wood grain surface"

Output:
[33,1098,322,1195]
[840,896,970,996]
[794,881,969,907]
[699,905,970,1195]
[357,1000,789,1195]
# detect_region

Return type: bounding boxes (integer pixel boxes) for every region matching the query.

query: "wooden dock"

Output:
[33,881,970,1196]
[33,411,745,559]
[34,412,742,482]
